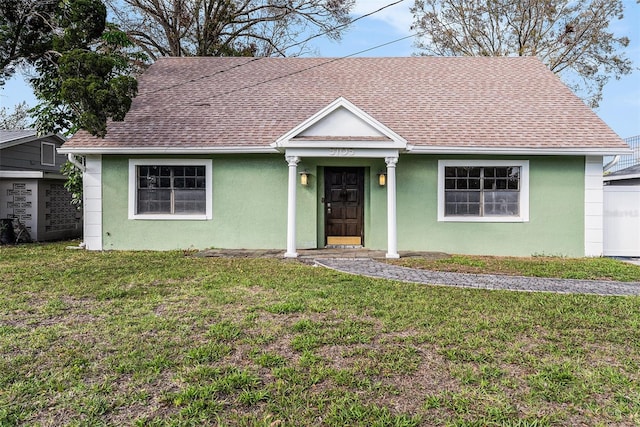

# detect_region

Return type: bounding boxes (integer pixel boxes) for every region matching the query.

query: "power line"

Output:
[282,0,407,52]
[138,0,408,97]
[188,32,421,105]
[139,57,261,97]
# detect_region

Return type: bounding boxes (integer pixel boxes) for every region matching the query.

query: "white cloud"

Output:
[352,0,414,35]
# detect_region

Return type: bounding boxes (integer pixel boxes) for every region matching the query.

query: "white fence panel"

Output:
[604,186,640,256]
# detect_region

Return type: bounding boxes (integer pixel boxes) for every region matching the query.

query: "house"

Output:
[59,57,630,257]
[0,130,82,241]
[603,160,640,256]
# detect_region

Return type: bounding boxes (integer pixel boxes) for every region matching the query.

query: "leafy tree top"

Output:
[1,0,139,137]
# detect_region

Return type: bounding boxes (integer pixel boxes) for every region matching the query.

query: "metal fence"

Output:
[605,135,640,173]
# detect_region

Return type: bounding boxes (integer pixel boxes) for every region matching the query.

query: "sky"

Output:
[1,0,639,139]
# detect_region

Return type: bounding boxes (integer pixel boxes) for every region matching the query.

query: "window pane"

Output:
[137,189,171,214]
[484,191,519,216]
[507,167,520,190]
[445,167,480,190]
[41,143,55,165]
[138,166,159,188]
[174,177,186,188]
[174,189,206,214]
[445,191,480,216]
[136,164,208,216]
[485,167,512,190]
[443,164,522,218]
[445,178,455,190]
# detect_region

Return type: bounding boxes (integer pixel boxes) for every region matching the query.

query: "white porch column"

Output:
[284,155,300,258]
[385,156,399,259]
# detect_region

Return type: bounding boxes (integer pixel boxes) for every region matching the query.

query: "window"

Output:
[129,159,212,220]
[41,142,56,166]
[438,160,529,222]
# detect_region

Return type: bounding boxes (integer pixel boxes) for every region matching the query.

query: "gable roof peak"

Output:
[274,96,407,150]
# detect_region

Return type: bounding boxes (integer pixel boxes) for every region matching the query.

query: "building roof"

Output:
[0,130,65,150]
[0,129,38,148]
[62,56,629,154]
[604,163,640,181]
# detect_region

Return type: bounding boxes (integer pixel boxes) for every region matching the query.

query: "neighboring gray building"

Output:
[0,130,81,241]
[604,164,640,186]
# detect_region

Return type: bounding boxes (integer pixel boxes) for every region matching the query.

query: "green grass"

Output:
[390,254,640,281]
[1,242,640,426]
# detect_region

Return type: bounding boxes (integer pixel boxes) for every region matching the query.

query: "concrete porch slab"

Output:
[193,248,450,260]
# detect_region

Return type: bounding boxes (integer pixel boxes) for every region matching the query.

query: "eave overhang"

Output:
[407,146,632,156]
[57,145,630,157]
[57,146,280,155]
[0,171,66,179]
[604,173,640,182]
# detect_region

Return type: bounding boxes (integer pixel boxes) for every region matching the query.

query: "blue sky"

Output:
[1,0,639,138]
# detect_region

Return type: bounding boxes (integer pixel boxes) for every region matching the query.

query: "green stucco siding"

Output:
[102,155,290,250]
[101,154,585,256]
[396,156,585,257]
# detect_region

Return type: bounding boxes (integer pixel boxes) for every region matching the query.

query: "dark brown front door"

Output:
[325,167,364,246]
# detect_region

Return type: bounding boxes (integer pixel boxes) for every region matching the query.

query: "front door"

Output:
[325,167,364,246]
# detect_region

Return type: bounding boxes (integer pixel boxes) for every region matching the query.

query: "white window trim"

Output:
[41,142,56,166]
[437,159,530,223]
[128,159,213,220]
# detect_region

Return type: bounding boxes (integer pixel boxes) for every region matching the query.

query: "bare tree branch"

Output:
[411,0,632,107]
[106,0,354,58]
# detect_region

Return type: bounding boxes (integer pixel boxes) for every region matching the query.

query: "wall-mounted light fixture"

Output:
[300,170,310,186]
[377,171,386,187]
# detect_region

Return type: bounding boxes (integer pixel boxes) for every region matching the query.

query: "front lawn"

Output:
[1,243,639,426]
[391,254,640,282]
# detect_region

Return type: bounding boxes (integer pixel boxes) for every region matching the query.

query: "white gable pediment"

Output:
[297,106,385,138]
[274,97,407,149]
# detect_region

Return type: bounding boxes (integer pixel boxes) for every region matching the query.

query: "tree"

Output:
[411,0,633,107]
[0,0,56,85]
[0,101,32,129]
[0,0,139,136]
[60,160,84,209]
[105,0,355,59]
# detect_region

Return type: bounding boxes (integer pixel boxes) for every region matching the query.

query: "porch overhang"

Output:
[283,147,400,159]
[278,97,406,259]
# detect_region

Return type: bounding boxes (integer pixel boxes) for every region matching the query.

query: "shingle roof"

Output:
[605,163,640,178]
[0,129,37,147]
[62,56,628,152]
[1,130,65,151]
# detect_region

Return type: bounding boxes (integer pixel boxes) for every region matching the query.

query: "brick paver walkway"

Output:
[314,258,640,296]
